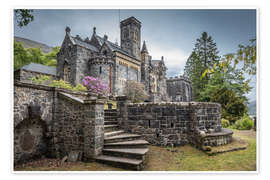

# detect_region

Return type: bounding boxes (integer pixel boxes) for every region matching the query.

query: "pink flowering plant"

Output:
[82,76,110,96]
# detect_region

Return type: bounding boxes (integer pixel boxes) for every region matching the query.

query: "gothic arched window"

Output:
[63,62,70,82]
[99,66,102,74]
[103,50,107,56]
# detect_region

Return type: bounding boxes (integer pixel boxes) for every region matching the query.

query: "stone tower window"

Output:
[103,50,107,56]
[63,62,70,82]
[99,66,102,74]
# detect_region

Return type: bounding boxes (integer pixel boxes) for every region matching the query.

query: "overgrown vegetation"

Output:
[230,115,254,130]
[31,75,87,92]
[221,118,230,128]
[14,41,59,70]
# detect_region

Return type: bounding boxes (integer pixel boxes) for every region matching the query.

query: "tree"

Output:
[14,41,30,70]
[233,39,256,75]
[184,32,220,100]
[14,41,59,70]
[27,48,44,64]
[14,9,34,27]
[124,80,149,103]
[199,56,251,123]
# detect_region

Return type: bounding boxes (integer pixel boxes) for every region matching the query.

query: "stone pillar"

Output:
[83,94,105,160]
[116,96,130,132]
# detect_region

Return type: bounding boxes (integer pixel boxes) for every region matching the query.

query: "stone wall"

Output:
[14,81,105,164]
[54,92,105,160]
[117,97,231,147]
[125,102,191,146]
[14,82,55,163]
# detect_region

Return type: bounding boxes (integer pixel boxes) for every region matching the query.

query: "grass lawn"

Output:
[14,129,256,171]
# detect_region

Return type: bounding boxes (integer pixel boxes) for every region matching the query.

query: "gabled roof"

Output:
[151,60,161,66]
[17,63,56,76]
[95,35,137,59]
[70,36,99,52]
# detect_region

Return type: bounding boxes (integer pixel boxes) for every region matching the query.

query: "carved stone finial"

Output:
[65,26,71,34]
[104,34,108,41]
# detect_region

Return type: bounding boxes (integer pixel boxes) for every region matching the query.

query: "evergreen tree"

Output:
[184,32,220,100]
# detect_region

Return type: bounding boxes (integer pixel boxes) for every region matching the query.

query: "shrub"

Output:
[221,118,230,128]
[82,76,109,96]
[231,115,254,130]
[30,75,53,85]
[124,80,148,103]
[72,83,87,92]
[49,79,73,90]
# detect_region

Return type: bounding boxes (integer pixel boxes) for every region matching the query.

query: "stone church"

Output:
[15,16,193,102]
[56,16,168,101]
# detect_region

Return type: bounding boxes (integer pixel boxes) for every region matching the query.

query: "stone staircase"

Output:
[95,109,149,170]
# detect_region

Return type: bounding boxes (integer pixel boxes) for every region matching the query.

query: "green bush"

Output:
[31,75,87,92]
[30,75,53,85]
[49,79,73,90]
[221,118,230,128]
[72,83,87,92]
[231,115,254,130]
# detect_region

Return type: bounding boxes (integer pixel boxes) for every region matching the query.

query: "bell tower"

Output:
[120,16,141,59]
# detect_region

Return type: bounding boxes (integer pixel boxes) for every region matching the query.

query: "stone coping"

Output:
[127,101,221,107]
[59,92,106,104]
[14,81,92,96]
[204,128,233,137]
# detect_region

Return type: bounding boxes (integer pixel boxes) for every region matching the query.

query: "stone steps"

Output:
[98,109,149,170]
[104,130,125,138]
[102,148,148,160]
[104,121,118,125]
[104,125,120,132]
[104,117,117,121]
[104,109,117,113]
[104,133,142,143]
[104,112,117,117]
[104,139,149,149]
[95,155,143,170]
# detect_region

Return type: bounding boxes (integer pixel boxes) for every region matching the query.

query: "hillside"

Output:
[14,36,53,53]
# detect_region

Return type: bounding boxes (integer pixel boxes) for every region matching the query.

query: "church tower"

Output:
[120,17,141,59]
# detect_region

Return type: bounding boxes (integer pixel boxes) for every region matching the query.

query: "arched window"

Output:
[99,66,102,74]
[103,50,107,56]
[63,62,70,82]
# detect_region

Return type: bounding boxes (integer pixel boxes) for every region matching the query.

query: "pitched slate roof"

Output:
[141,41,148,53]
[151,60,161,66]
[19,63,56,75]
[71,36,99,52]
[95,35,138,59]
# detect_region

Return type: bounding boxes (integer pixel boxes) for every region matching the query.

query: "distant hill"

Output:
[248,100,256,116]
[14,36,53,53]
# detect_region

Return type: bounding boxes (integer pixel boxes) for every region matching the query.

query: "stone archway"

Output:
[14,104,48,164]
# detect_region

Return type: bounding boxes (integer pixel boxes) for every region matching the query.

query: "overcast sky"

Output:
[14,9,256,101]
